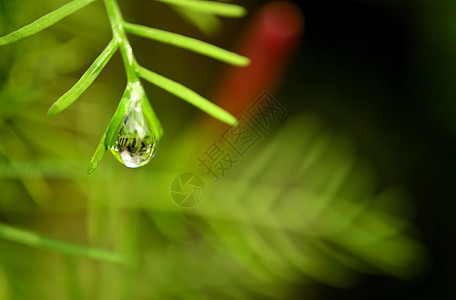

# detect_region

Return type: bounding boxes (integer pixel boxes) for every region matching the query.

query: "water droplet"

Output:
[110,94,158,168]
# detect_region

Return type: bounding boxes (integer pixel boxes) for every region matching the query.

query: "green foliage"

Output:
[0,223,123,263]
[74,114,425,298]
[137,66,239,126]
[88,131,108,175]
[174,8,222,35]
[0,0,249,173]
[0,0,96,46]
[48,38,119,116]
[0,1,428,299]
[124,22,249,66]
[154,0,247,17]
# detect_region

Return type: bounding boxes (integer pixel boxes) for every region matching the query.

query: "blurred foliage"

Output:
[0,0,429,299]
[0,0,249,173]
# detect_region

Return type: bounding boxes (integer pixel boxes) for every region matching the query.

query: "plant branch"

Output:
[103,0,139,82]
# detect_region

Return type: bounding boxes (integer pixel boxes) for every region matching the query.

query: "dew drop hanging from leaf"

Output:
[109,81,161,168]
[110,102,158,168]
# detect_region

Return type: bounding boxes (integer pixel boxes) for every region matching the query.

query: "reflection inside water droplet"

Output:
[110,95,158,168]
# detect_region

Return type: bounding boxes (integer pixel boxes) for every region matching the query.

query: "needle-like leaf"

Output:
[142,97,164,140]
[48,38,119,116]
[137,66,238,126]
[124,23,249,66]
[153,0,247,17]
[0,222,123,263]
[104,84,136,148]
[133,83,164,139]
[87,87,132,174]
[0,0,96,46]
[174,8,222,36]
[88,131,108,174]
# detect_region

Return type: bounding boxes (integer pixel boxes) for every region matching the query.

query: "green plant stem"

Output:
[103,0,139,82]
[0,222,124,263]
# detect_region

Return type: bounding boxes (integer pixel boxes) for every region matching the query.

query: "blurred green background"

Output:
[0,0,454,299]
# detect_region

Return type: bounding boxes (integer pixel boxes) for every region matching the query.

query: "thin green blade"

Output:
[137,66,238,126]
[154,0,246,17]
[104,84,136,148]
[0,222,123,263]
[87,131,108,174]
[142,97,164,140]
[174,8,222,36]
[48,38,119,116]
[0,0,96,46]
[88,87,132,174]
[124,23,249,66]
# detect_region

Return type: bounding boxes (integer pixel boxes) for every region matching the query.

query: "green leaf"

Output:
[124,23,249,66]
[0,222,123,263]
[136,84,164,140]
[174,8,222,36]
[153,0,247,17]
[0,0,96,46]
[104,84,135,148]
[137,66,238,126]
[87,85,132,174]
[87,131,108,174]
[142,98,164,140]
[48,38,119,116]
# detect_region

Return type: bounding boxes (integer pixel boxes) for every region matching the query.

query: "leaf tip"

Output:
[47,105,59,116]
[87,133,108,174]
[236,7,248,17]
[48,98,67,116]
[87,165,96,174]
[238,56,251,67]
[87,153,102,174]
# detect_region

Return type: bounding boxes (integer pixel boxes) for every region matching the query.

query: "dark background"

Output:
[282,0,456,298]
